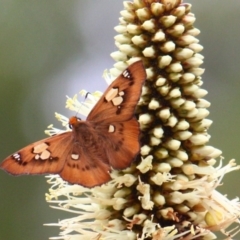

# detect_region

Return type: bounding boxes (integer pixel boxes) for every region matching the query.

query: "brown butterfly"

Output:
[0,61,146,188]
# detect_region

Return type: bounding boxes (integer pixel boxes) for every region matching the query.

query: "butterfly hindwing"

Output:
[0,132,72,175]
[93,118,140,169]
[60,147,111,187]
[87,61,146,123]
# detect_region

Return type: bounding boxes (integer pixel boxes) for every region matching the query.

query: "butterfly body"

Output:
[1,61,146,187]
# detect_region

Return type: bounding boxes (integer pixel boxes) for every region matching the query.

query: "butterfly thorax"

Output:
[70,117,98,147]
[69,118,110,166]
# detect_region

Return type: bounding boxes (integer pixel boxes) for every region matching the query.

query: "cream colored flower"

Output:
[46,0,240,239]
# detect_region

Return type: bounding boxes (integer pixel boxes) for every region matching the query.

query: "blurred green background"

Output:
[0,1,239,239]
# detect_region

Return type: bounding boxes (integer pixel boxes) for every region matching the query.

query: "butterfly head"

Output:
[69,116,82,129]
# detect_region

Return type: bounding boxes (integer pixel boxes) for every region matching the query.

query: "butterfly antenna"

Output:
[84,91,91,99]
[74,91,93,118]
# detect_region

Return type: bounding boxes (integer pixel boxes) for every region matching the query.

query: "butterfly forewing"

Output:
[87,61,146,123]
[0,132,72,175]
[0,60,146,187]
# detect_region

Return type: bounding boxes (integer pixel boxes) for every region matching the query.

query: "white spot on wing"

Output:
[12,153,21,161]
[105,88,118,102]
[71,154,79,160]
[119,91,124,96]
[112,96,123,106]
[33,142,49,154]
[40,150,51,160]
[108,125,115,133]
[122,69,131,79]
